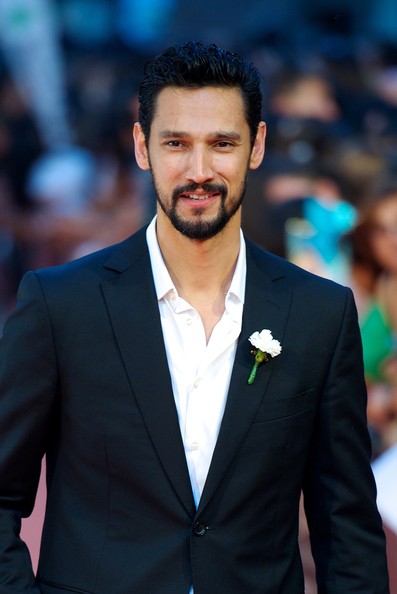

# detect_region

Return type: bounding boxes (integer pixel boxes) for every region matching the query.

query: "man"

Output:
[0,42,390,594]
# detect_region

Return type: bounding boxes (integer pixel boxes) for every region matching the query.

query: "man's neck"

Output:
[155,212,241,341]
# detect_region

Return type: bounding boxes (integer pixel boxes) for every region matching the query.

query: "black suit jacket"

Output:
[0,227,389,593]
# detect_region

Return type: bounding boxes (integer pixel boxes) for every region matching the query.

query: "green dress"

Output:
[360,301,394,383]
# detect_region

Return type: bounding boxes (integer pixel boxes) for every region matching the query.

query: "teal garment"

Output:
[360,301,394,382]
[304,197,356,264]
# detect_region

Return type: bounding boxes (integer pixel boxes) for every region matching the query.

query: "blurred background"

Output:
[0,0,396,590]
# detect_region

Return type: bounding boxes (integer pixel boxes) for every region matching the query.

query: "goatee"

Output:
[153,179,246,240]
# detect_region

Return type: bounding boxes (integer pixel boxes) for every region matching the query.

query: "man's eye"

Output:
[167,141,183,147]
[216,141,233,148]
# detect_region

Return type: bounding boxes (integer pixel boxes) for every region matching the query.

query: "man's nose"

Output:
[186,147,215,184]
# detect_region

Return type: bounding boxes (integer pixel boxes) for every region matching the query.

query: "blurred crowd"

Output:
[1,2,397,461]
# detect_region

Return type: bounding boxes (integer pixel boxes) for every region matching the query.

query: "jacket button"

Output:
[193,521,206,536]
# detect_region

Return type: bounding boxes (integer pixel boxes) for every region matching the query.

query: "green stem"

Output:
[248,361,259,384]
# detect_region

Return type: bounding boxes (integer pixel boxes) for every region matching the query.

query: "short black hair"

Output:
[138,41,262,146]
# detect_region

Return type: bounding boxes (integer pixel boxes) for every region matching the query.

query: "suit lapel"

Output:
[197,242,291,515]
[100,230,195,517]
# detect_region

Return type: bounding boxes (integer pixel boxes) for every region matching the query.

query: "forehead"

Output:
[150,86,248,134]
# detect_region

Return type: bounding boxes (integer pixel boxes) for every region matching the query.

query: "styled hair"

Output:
[138,41,262,146]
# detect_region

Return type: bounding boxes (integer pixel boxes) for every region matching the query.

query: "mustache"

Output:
[172,182,227,201]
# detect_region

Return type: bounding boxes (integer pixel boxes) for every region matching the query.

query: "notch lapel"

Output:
[101,232,195,517]
[197,243,291,515]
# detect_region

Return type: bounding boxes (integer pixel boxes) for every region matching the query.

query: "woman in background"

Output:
[348,185,397,456]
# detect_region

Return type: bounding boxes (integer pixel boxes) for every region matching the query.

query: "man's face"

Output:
[134,86,265,240]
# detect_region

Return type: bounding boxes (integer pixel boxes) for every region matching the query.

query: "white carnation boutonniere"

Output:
[248,329,282,384]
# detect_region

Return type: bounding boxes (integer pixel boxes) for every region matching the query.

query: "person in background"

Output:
[347,185,397,456]
[243,163,356,284]
[0,41,390,594]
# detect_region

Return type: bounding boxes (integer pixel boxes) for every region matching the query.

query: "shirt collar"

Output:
[146,216,246,305]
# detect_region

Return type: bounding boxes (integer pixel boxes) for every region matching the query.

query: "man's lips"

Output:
[179,186,224,202]
[172,184,226,207]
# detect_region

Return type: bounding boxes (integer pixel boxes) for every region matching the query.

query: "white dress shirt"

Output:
[146,217,246,508]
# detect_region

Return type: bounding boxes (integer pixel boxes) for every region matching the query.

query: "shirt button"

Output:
[186,318,193,326]
[190,442,199,451]
[193,378,201,389]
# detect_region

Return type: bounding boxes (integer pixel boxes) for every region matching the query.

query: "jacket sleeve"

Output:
[302,288,390,593]
[0,271,59,593]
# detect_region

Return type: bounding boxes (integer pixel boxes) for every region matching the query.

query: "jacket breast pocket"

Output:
[39,582,93,594]
[252,388,317,424]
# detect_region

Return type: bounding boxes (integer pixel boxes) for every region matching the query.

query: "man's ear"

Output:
[249,121,266,170]
[133,122,150,170]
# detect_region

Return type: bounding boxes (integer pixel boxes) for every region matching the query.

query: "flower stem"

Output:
[248,361,259,384]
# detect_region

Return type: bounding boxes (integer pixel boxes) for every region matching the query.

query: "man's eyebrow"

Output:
[159,130,189,138]
[211,131,242,141]
[158,130,242,140]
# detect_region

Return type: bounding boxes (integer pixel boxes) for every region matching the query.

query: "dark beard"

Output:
[153,179,246,240]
